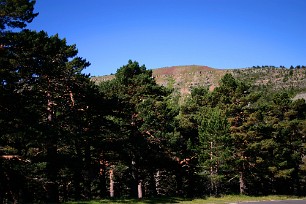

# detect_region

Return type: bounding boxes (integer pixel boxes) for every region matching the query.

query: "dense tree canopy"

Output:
[0,0,37,30]
[98,60,179,198]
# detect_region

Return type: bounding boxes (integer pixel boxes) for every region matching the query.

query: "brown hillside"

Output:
[152,65,227,94]
[153,65,214,75]
[91,65,306,96]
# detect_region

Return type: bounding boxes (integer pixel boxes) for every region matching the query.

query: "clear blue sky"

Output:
[28,0,306,76]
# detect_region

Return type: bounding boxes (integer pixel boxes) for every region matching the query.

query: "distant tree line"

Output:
[251,65,306,69]
[1,1,306,203]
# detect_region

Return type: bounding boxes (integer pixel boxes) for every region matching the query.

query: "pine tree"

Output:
[99,60,178,198]
[0,29,91,202]
[0,0,38,30]
[197,107,232,196]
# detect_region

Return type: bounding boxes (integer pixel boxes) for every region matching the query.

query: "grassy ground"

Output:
[66,195,305,204]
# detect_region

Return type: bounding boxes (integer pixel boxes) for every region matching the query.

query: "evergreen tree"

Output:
[0,29,92,202]
[176,86,211,197]
[0,0,38,30]
[263,93,306,195]
[197,107,232,196]
[99,60,178,198]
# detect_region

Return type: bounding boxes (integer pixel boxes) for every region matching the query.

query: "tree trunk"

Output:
[73,146,82,200]
[239,171,246,194]
[149,169,157,197]
[138,180,143,199]
[84,143,92,199]
[155,170,161,196]
[109,167,114,198]
[99,159,107,198]
[45,87,59,203]
[210,141,214,196]
[186,168,195,197]
[62,180,68,202]
[175,168,184,196]
[130,160,138,198]
[293,167,301,196]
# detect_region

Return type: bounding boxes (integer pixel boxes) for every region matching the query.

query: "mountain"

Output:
[91,65,306,97]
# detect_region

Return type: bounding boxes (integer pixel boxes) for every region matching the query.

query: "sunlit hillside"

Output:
[92,65,306,97]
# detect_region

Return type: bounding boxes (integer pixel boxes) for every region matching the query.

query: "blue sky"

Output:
[28,0,306,76]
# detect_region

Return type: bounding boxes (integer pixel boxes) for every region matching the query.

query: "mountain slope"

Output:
[92,65,306,96]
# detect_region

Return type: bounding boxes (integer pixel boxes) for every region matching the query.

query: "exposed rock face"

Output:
[152,65,226,94]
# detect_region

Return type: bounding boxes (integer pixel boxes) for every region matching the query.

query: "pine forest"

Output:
[1,1,306,203]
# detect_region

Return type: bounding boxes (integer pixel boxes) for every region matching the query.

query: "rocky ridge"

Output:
[92,65,306,97]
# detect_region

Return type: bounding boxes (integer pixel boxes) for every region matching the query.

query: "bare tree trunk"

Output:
[210,141,214,195]
[99,159,107,198]
[84,143,92,200]
[46,90,59,203]
[109,167,114,198]
[130,160,138,198]
[47,91,53,122]
[74,146,82,201]
[239,171,246,194]
[155,170,161,195]
[138,180,143,199]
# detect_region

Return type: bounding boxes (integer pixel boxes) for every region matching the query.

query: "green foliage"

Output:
[197,107,232,196]
[0,9,95,201]
[0,0,38,30]
[2,1,306,201]
[98,60,180,198]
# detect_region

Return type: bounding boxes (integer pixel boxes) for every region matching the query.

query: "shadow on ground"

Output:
[68,197,203,204]
[102,197,192,203]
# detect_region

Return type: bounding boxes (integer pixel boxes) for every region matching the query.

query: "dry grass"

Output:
[66,195,305,204]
